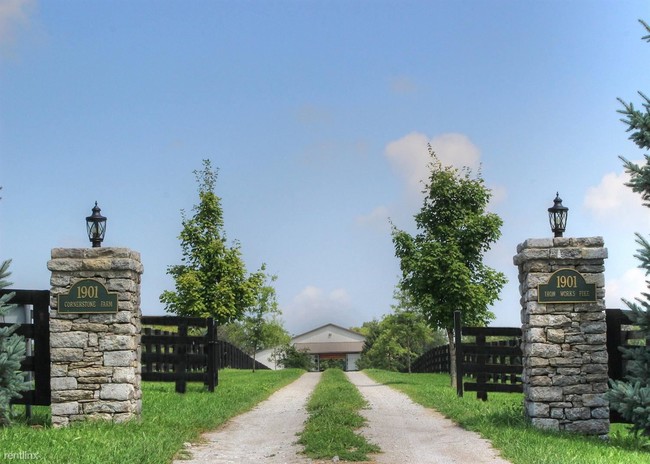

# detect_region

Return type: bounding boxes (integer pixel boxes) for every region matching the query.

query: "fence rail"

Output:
[141,315,268,393]
[454,311,523,400]
[411,344,449,373]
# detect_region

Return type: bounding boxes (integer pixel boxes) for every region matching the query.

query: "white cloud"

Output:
[355,205,391,232]
[584,167,650,229]
[430,133,481,171]
[0,0,35,51]
[385,132,482,199]
[284,286,355,335]
[606,267,647,308]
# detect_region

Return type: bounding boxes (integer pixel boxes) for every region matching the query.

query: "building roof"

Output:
[292,323,365,342]
[291,323,365,355]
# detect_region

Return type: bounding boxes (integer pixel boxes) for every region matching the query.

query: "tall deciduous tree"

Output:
[391,147,506,385]
[160,159,263,324]
[606,19,650,437]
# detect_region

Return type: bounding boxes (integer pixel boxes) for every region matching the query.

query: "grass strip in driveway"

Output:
[365,369,650,464]
[0,369,303,464]
[299,368,380,461]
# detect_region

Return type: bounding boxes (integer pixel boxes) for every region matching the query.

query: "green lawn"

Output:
[298,368,379,461]
[0,369,303,464]
[364,370,650,464]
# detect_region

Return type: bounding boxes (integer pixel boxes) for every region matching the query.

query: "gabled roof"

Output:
[292,323,364,342]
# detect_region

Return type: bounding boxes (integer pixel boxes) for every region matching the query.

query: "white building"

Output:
[256,323,365,371]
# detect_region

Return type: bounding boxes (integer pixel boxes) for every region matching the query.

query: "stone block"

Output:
[565,407,591,420]
[563,384,592,395]
[530,375,552,386]
[51,348,84,362]
[99,335,136,351]
[100,384,135,401]
[591,407,610,419]
[528,314,571,328]
[527,328,547,343]
[50,319,73,332]
[581,248,608,260]
[580,322,606,334]
[526,402,549,417]
[51,331,89,348]
[104,350,136,367]
[546,329,564,343]
[51,377,78,390]
[51,389,94,402]
[531,418,559,431]
[550,408,565,419]
[585,334,607,344]
[71,322,109,332]
[527,343,562,358]
[525,357,550,368]
[112,367,137,384]
[47,258,83,272]
[529,386,563,402]
[564,419,609,436]
[51,401,80,416]
[582,394,608,407]
[84,401,131,413]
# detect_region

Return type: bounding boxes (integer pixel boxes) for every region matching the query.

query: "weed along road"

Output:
[175,370,511,464]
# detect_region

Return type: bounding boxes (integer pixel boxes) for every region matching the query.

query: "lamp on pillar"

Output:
[548,193,568,238]
[86,202,107,247]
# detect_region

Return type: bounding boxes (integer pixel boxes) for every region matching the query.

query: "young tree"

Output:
[391,147,506,385]
[606,20,650,437]
[160,159,264,324]
[356,293,441,372]
[0,260,30,425]
[222,275,291,371]
[272,344,314,370]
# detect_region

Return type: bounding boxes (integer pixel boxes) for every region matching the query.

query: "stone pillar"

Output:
[513,237,609,437]
[47,248,143,427]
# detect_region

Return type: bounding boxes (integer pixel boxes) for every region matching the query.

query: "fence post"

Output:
[454,310,463,397]
[176,323,187,394]
[205,318,217,392]
[476,333,487,401]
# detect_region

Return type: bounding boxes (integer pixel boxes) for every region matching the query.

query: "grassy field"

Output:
[0,369,303,464]
[298,368,379,461]
[365,369,650,464]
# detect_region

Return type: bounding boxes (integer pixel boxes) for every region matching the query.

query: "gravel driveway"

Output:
[174,371,511,464]
[346,371,511,464]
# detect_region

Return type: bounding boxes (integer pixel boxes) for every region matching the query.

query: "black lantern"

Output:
[548,193,568,238]
[86,202,107,247]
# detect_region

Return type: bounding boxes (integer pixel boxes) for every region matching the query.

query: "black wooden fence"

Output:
[141,316,268,393]
[0,289,51,407]
[453,311,523,400]
[411,344,449,373]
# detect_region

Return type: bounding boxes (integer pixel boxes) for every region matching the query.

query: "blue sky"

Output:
[1,0,650,335]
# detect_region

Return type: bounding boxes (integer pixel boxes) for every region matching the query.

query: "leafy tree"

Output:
[272,344,314,370]
[0,260,30,425]
[607,19,650,437]
[356,292,442,372]
[391,147,506,385]
[221,275,291,371]
[160,159,264,324]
